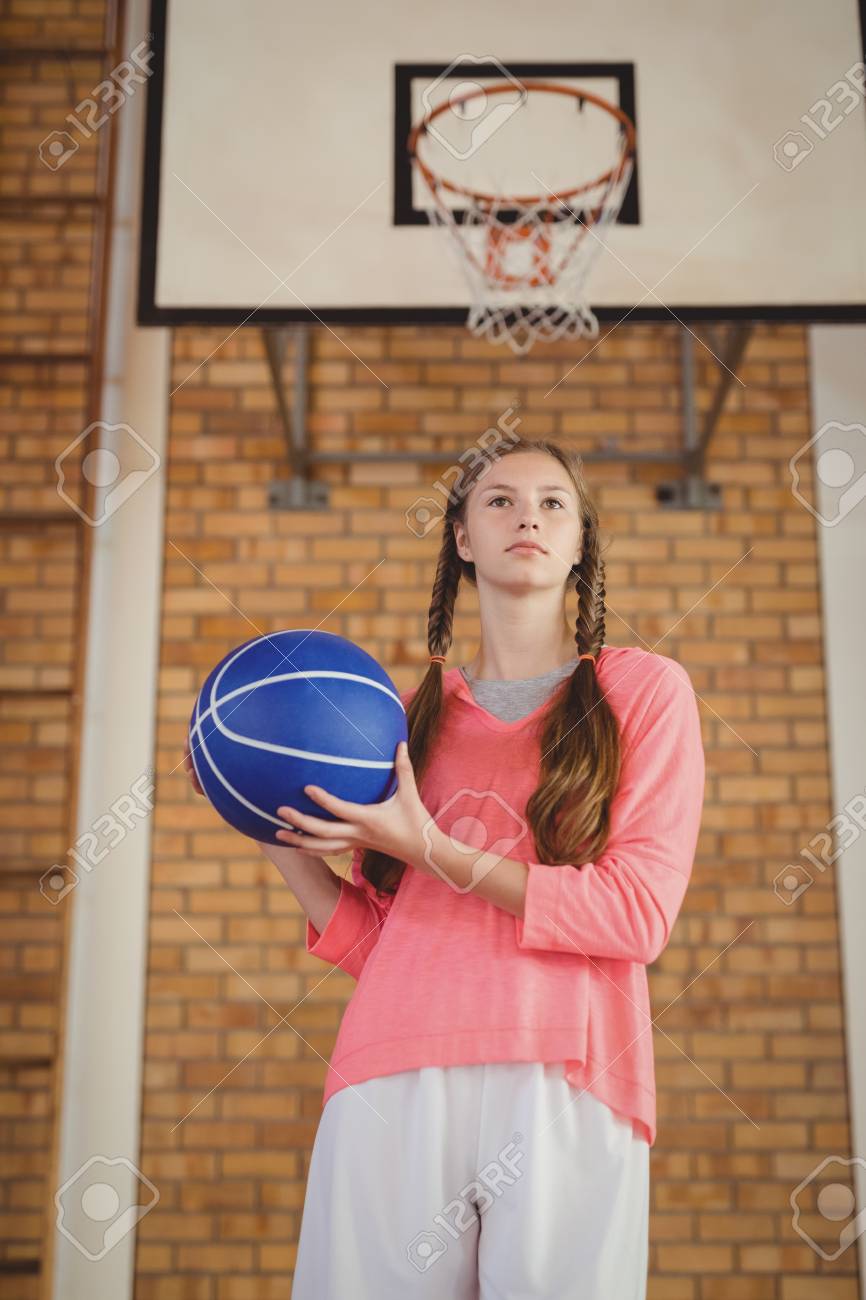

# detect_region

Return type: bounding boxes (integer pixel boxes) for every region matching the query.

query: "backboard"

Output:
[138,0,866,327]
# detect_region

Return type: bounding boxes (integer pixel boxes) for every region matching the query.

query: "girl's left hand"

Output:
[274,740,432,867]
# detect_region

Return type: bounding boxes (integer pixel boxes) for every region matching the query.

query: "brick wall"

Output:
[0,0,107,1294]
[142,320,856,1300]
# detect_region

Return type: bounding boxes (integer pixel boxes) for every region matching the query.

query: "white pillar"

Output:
[51,1,170,1295]
[807,324,866,1296]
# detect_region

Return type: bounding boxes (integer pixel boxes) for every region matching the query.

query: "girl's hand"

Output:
[183,736,204,797]
[274,740,433,867]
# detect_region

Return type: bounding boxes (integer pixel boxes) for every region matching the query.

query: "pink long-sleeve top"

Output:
[305,645,706,1146]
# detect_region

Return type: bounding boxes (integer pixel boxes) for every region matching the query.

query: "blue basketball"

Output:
[188,629,408,844]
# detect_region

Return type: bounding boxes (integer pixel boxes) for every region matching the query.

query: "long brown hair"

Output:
[360,437,622,896]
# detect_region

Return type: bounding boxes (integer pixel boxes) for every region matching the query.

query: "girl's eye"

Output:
[488,496,564,508]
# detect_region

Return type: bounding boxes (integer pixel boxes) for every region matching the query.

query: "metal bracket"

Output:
[262,320,751,509]
[656,476,723,510]
[263,324,330,510]
[656,322,753,510]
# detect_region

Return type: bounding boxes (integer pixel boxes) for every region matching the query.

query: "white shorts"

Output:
[292,1060,650,1299]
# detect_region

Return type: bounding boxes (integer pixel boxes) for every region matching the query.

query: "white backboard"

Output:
[138,0,866,325]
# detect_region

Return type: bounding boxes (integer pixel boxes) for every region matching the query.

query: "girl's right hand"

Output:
[183,737,205,796]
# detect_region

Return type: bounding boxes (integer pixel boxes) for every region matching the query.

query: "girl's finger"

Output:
[303,784,365,819]
[277,805,355,838]
[275,829,357,855]
[184,744,204,795]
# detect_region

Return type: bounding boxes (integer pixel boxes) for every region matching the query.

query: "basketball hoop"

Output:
[408,81,636,355]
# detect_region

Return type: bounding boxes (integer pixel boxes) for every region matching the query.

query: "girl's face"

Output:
[454,453,582,586]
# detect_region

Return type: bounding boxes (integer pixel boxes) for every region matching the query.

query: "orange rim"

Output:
[407,80,636,209]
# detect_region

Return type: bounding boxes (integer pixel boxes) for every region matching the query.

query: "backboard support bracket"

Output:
[656,322,753,510]
[262,320,751,513]
[264,325,331,511]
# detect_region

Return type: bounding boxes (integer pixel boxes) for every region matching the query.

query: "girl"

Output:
[186,436,706,1298]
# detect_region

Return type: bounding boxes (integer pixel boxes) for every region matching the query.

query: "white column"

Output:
[51,1,170,1295]
[807,324,866,1297]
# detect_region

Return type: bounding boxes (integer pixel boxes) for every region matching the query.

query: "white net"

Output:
[411,85,635,356]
